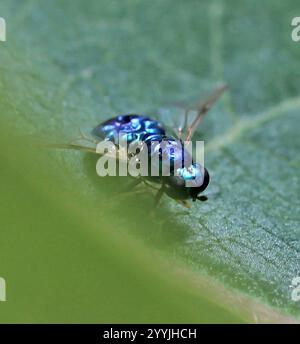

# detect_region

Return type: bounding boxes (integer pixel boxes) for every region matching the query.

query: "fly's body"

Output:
[51,85,227,207]
[92,114,209,203]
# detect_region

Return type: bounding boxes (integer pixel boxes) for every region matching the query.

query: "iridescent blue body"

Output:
[92,114,165,143]
[92,114,209,201]
[52,86,227,203]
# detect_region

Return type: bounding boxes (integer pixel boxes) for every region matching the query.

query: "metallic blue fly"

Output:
[51,85,226,207]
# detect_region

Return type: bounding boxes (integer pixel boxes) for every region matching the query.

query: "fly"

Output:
[49,85,227,208]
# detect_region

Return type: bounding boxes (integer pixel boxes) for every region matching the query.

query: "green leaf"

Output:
[0,0,299,322]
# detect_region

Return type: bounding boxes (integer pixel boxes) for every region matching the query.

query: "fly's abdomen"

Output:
[92,114,165,145]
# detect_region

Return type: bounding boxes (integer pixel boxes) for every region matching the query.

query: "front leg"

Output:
[176,200,191,208]
[197,195,208,202]
[154,183,166,207]
[120,177,142,193]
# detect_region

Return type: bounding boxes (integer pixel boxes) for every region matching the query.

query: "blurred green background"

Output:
[0,0,299,323]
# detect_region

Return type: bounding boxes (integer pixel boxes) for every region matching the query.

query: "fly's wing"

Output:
[184,84,227,141]
[157,84,227,141]
[42,142,98,154]
[40,129,129,163]
[157,105,197,140]
[40,127,98,154]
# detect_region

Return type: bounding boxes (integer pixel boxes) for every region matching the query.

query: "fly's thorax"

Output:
[147,136,189,176]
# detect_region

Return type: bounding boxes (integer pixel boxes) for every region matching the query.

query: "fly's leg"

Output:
[120,177,143,193]
[69,128,98,146]
[142,179,160,191]
[108,178,144,206]
[78,128,99,144]
[146,184,166,219]
[154,184,165,207]
[176,200,191,208]
[178,108,190,140]
[197,195,208,202]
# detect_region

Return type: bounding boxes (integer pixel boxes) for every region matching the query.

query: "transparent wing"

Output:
[41,142,98,154]
[157,84,227,141]
[185,84,227,141]
[39,128,129,163]
[157,105,197,140]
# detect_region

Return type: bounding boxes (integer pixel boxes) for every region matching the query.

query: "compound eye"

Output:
[189,168,210,201]
[200,168,210,192]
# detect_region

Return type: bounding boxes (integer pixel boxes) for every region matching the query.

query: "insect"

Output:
[50,85,227,208]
